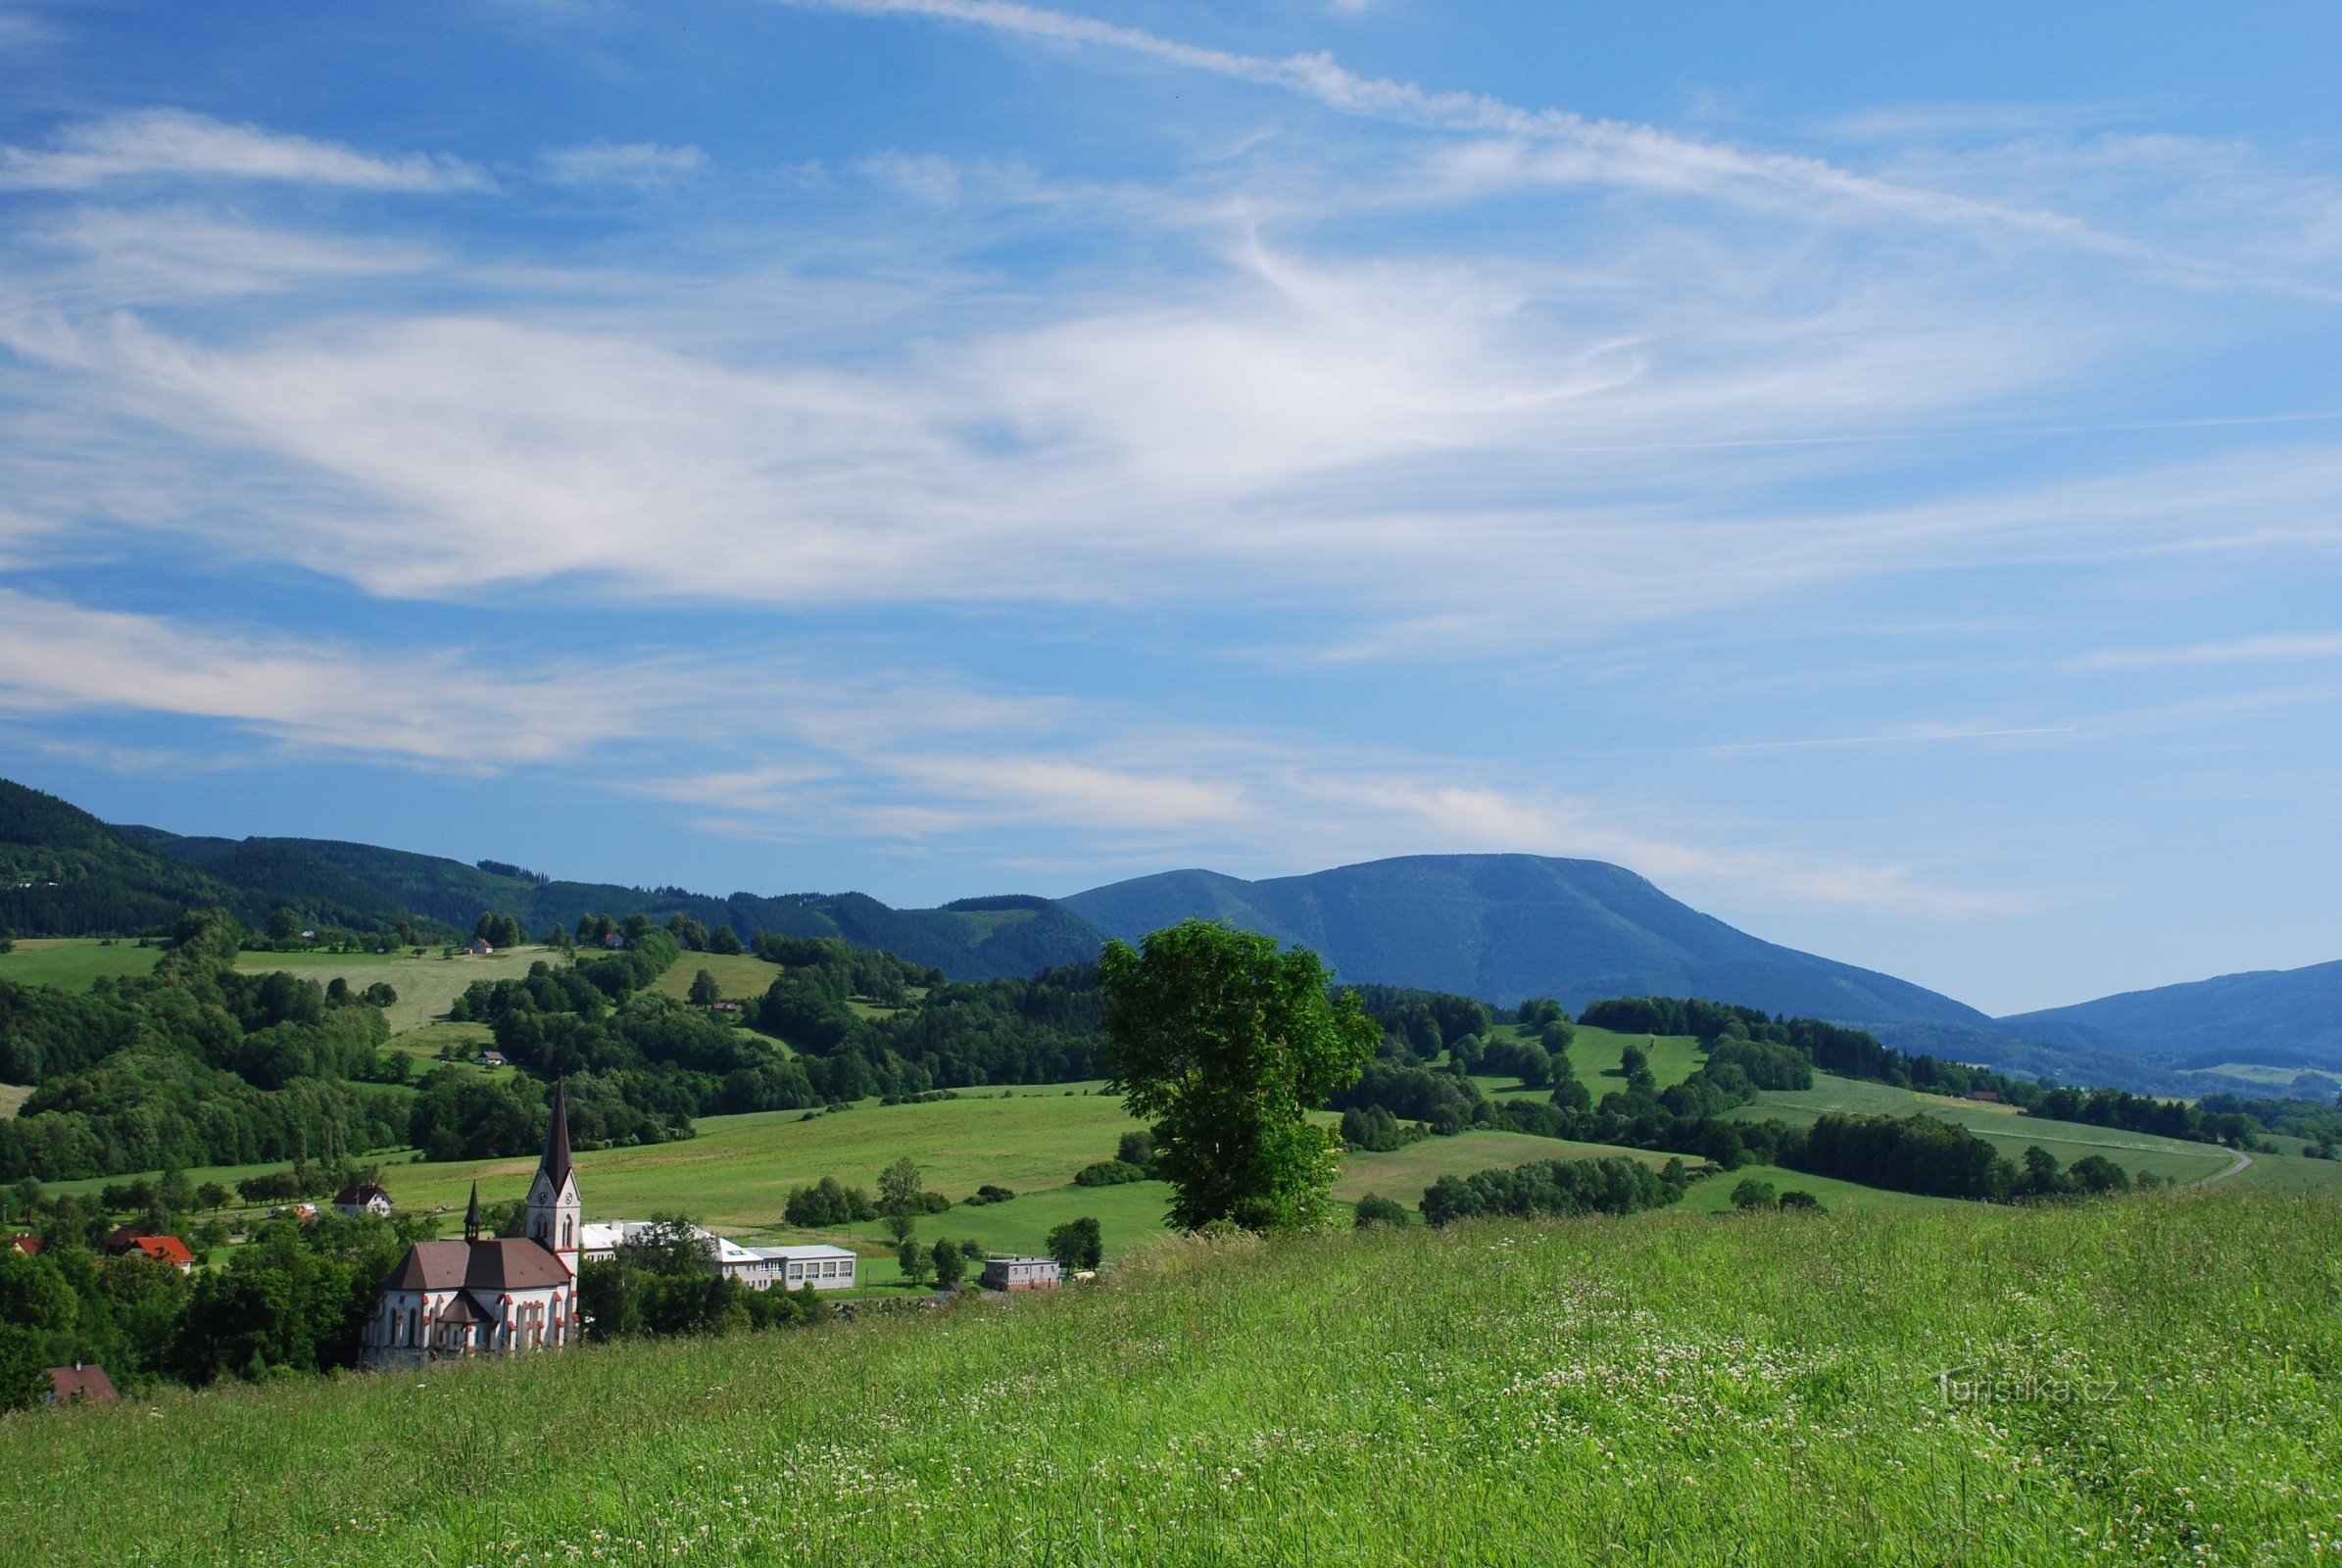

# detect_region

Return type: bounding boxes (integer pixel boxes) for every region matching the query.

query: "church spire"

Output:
[538,1078,573,1194]
[464,1181,481,1243]
[525,1078,582,1269]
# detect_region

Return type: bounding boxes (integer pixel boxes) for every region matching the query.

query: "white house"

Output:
[333,1182,393,1218]
[359,1083,582,1367]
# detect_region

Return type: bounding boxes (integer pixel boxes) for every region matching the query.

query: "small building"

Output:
[602,932,626,949]
[981,1255,1061,1293]
[7,1234,43,1257]
[335,1182,394,1218]
[475,1051,509,1069]
[466,938,495,956]
[269,1202,318,1224]
[102,1225,152,1255]
[1965,1089,2003,1103]
[44,1363,118,1406]
[123,1235,196,1271]
[749,1244,858,1292]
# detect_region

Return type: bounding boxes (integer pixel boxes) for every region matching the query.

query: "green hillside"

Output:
[0,781,250,937]
[7,1191,2334,1566]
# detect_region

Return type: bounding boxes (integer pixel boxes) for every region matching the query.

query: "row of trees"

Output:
[0,1208,438,1411]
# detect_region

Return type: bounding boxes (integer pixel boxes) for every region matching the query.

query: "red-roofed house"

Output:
[44,1363,118,1406]
[126,1235,196,1271]
[6,1234,40,1257]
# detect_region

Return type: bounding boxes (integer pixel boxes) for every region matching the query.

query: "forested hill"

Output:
[1,780,420,939]
[178,837,1101,982]
[1065,855,1992,1031]
[1999,958,2342,1073]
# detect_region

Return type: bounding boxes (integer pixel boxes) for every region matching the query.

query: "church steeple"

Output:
[464,1181,481,1243]
[524,1079,581,1271]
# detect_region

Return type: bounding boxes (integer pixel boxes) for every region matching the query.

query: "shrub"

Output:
[1730,1177,1779,1211]
[1073,1160,1148,1187]
[1352,1194,1409,1229]
[963,1184,1016,1206]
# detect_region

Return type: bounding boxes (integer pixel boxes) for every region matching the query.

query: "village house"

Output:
[102,1229,194,1270]
[475,1051,510,1068]
[6,1234,41,1257]
[466,937,495,956]
[125,1236,195,1271]
[980,1255,1062,1292]
[359,1082,582,1368]
[334,1182,394,1218]
[43,1363,117,1406]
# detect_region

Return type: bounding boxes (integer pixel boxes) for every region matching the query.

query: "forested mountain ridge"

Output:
[1065,856,1993,1029]
[1999,958,2342,1073]
[5,783,1107,981]
[0,780,421,940]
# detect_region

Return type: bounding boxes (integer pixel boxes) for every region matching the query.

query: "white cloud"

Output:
[538,141,707,188]
[0,109,490,192]
[0,589,664,765]
[2070,632,2342,672]
[31,208,431,301]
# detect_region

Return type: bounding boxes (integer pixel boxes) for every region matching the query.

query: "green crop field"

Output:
[230,944,561,1036]
[8,1190,2335,1567]
[0,936,163,989]
[1732,1073,2253,1186]
[650,951,785,1004]
[1674,1162,1961,1215]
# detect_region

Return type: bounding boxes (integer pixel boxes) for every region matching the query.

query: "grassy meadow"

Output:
[0,935,164,989]
[7,1189,2337,1567]
[1731,1075,2241,1185]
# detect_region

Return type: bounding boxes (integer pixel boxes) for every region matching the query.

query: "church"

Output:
[360,1082,584,1367]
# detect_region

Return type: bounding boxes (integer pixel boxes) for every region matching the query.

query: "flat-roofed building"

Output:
[980,1255,1061,1292]
[751,1244,858,1291]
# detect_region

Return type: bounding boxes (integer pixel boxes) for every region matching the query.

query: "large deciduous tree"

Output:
[1096,919,1377,1233]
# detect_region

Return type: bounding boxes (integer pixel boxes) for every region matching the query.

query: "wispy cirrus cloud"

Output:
[0,109,489,192]
[2070,632,2342,672]
[0,589,662,765]
[538,140,707,188]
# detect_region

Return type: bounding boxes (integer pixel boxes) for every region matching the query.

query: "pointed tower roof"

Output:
[464,1181,481,1243]
[538,1079,574,1194]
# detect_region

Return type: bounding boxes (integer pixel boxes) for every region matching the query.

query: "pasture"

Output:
[649,951,784,1004]
[1732,1073,2243,1185]
[0,936,162,989]
[230,944,561,1036]
[5,1190,2333,1567]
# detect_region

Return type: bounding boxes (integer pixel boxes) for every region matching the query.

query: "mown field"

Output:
[1730,1074,2242,1185]
[7,1190,2335,1567]
[0,935,163,989]
[230,944,560,1036]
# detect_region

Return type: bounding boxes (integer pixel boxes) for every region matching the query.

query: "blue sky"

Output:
[2,1,2338,1014]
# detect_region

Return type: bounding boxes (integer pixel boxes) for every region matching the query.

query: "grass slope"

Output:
[1733,1073,2240,1185]
[0,936,164,989]
[8,1191,2336,1566]
[230,944,562,1037]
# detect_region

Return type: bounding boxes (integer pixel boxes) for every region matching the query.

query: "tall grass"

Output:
[5,1190,2338,1566]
